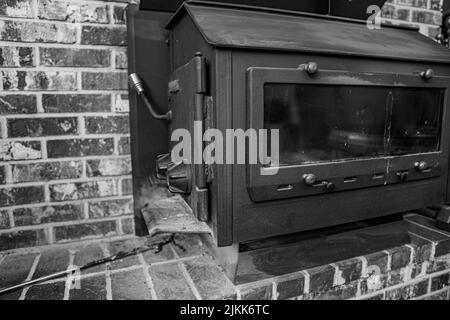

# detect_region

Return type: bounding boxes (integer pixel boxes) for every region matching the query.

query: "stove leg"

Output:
[200,234,239,283]
[436,205,450,232]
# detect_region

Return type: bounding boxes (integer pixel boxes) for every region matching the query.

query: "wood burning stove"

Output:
[127,1,450,282]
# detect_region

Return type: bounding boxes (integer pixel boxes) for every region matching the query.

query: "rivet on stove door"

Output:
[299,62,318,75]
[414,161,428,172]
[420,69,434,80]
[302,173,317,185]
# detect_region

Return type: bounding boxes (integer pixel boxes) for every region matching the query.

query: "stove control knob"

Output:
[420,69,434,80]
[302,173,317,186]
[414,161,428,172]
[155,153,172,180]
[166,162,192,195]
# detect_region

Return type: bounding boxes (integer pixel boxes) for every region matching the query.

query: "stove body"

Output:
[128,1,450,252]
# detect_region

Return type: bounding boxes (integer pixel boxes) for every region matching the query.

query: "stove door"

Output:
[247,67,449,202]
[386,75,446,185]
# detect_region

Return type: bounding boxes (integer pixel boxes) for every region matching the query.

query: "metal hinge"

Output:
[193,53,209,221]
[204,95,214,183]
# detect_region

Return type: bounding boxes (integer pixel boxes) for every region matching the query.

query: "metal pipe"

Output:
[128,73,172,121]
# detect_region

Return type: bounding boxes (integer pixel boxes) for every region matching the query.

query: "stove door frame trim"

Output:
[246,67,450,202]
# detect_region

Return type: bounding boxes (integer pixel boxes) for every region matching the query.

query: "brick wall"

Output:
[381,0,444,37]
[0,0,133,251]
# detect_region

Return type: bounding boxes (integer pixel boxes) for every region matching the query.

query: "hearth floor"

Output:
[0,233,235,300]
[1,214,450,300]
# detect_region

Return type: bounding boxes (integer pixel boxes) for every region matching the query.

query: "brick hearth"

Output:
[1,218,450,300]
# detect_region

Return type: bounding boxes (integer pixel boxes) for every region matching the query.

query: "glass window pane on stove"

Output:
[390,88,444,155]
[264,84,388,166]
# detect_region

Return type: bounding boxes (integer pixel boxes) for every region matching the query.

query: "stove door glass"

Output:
[390,87,444,155]
[264,84,388,166]
[264,84,444,167]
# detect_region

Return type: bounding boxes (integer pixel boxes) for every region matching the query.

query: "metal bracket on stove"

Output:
[141,194,211,237]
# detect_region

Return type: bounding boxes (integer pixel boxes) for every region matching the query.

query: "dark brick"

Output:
[0,229,47,251]
[149,263,196,300]
[0,253,38,287]
[385,279,429,300]
[431,272,450,292]
[360,273,390,295]
[386,268,411,287]
[0,166,5,184]
[33,248,70,279]
[8,117,77,137]
[0,141,41,161]
[85,116,129,134]
[0,0,33,18]
[307,265,335,293]
[113,6,126,24]
[115,50,127,69]
[0,185,45,207]
[69,275,107,300]
[172,234,205,258]
[2,70,77,90]
[389,246,412,270]
[121,178,133,195]
[47,138,114,158]
[361,293,384,300]
[412,243,433,264]
[121,217,134,235]
[113,93,128,112]
[11,160,82,183]
[381,4,410,21]
[40,48,110,67]
[54,220,118,242]
[309,282,358,300]
[118,136,130,154]
[50,180,117,201]
[13,204,84,226]
[412,10,441,25]
[411,263,427,280]
[0,290,21,300]
[335,258,362,284]
[25,282,65,300]
[0,20,77,43]
[275,272,305,300]
[38,0,109,23]
[366,251,389,274]
[184,256,237,300]
[82,72,127,90]
[43,94,111,113]
[81,26,127,46]
[435,239,450,257]
[239,281,273,300]
[0,94,37,114]
[111,269,153,300]
[0,46,34,67]
[421,290,448,300]
[88,198,132,218]
[428,255,450,273]
[0,210,9,229]
[87,158,131,177]
[73,243,106,274]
